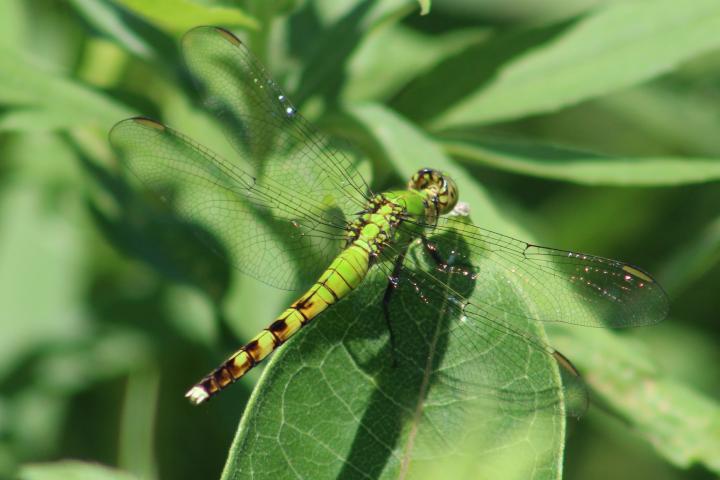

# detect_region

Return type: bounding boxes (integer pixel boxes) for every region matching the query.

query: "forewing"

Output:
[181,26,370,221]
[110,117,347,290]
[421,217,669,328]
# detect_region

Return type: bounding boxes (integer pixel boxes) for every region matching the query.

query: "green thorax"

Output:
[345,168,459,256]
[345,189,431,256]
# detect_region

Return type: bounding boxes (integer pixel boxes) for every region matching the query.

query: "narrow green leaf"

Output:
[70,0,154,58]
[597,84,720,157]
[114,0,258,34]
[0,48,133,132]
[548,325,720,473]
[0,143,88,380]
[433,0,720,127]
[0,0,25,48]
[292,0,414,104]
[18,461,140,480]
[418,0,431,15]
[118,367,160,479]
[0,108,78,132]
[442,135,720,186]
[342,26,487,102]
[391,21,570,126]
[658,215,720,294]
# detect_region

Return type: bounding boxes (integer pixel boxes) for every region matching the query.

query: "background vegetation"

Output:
[1,0,719,479]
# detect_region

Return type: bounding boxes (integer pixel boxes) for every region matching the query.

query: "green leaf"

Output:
[595,84,720,157]
[658,214,720,294]
[292,0,414,105]
[114,0,258,34]
[0,108,81,132]
[441,135,720,186]
[342,25,487,103]
[70,0,155,58]
[432,0,720,127]
[418,0,431,15]
[548,325,720,474]
[223,103,566,480]
[0,48,133,132]
[391,21,570,127]
[0,138,89,380]
[18,461,140,480]
[0,0,26,48]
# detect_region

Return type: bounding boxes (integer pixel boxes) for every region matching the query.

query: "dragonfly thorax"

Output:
[345,194,406,257]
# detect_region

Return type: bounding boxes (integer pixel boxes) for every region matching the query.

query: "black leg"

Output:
[421,235,445,266]
[382,248,408,367]
[422,235,475,276]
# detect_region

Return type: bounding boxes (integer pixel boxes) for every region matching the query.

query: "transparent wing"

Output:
[181,26,370,221]
[111,26,375,291]
[378,236,570,419]
[377,215,667,418]
[110,117,349,290]
[415,216,669,329]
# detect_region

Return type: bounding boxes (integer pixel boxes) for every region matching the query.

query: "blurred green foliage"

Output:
[1,0,719,479]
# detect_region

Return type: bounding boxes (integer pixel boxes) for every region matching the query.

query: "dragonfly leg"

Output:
[421,234,475,273]
[382,248,409,367]
[421,235,445,265]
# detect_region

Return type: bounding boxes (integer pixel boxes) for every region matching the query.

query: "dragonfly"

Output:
[110,26,669,408]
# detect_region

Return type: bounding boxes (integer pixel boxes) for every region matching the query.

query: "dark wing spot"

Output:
[214,27,242,46]
[132,117,165,130]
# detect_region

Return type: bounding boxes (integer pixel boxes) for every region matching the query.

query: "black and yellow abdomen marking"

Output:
[185,243,372,404]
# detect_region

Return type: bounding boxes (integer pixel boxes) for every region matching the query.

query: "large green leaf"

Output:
[431,0,720,128]
[441,135,720,186]
[222,103,566,480]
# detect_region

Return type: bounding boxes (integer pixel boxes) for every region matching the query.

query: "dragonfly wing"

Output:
[419,217,670,329]
[181,26,370,221]
[377,229,567,426]
[110,117,348,291]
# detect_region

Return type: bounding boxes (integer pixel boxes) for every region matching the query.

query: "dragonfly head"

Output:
[408,168,459,215]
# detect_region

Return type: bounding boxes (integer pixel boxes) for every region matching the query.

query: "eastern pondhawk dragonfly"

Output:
[110,26,669,407]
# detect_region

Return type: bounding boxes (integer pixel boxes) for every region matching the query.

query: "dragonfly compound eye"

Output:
[408,168,459,215]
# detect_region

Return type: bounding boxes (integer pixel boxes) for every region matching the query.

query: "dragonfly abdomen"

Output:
[185,243,371,405]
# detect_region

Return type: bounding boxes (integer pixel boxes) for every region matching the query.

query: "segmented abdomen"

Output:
[185,243,370,404]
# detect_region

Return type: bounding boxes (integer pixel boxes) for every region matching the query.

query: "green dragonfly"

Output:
[110,26,669,407]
